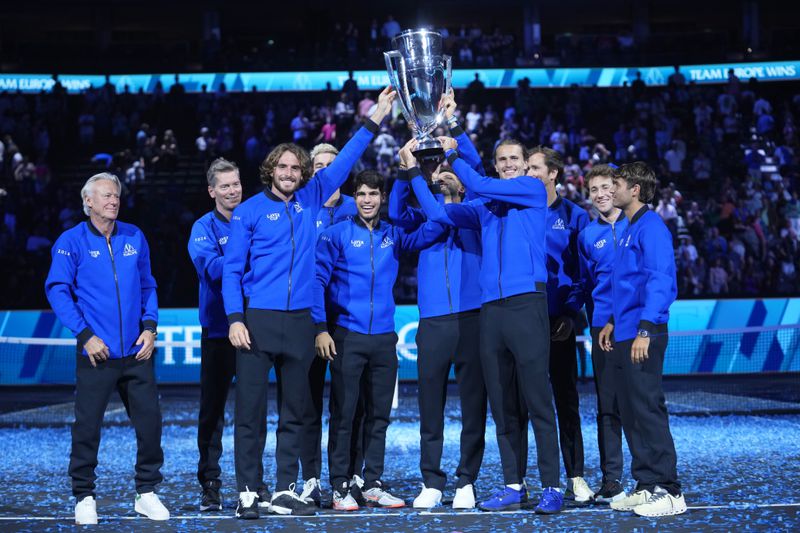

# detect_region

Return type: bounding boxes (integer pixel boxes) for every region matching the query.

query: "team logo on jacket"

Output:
[218,236,228,246]
[293,202,303,213]
[351,240,365,248]
[123,243,137,257]
[89,250,100,258]
[552,218,566,230]
[266,213,280,221]
[594,239,606,249]
[380,236,394,249]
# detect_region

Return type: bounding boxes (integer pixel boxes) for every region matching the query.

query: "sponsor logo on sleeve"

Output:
[123,243,138,257]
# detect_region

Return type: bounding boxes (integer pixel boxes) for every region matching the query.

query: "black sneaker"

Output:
[300,478,322,507]
[235,490,259,520]
[256,486,272,510]
[200,480,222,511]
[269,484,317,516]
[593,480,625,504]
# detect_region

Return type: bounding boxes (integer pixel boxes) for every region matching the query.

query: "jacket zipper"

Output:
[285,202,295,310]
[106,236,124,356]
[329,207,335,226]
[368,229,375,334]
[498,216,504,298]
[444,231,453,313]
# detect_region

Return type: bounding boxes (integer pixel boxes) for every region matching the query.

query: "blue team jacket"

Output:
[316,194,357,234]
[577,210,628,328]
[45,220,158,358]
[188,209,231,338]
[545,196,590,318]
[222,120,379,322]
[611,206,677,342]
[313,217,445,335]
[416,150,548,304]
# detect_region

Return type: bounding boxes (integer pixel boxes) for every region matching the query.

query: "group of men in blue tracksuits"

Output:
[46,85,686,523]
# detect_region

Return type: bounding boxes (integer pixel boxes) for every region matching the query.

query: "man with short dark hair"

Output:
[46,172,168,525]
[314,169,445,511]
[223,87,395,518]
[599,161,686,517]
[576,164,627,504]
[188,158,247,512]
[527,145,592,504]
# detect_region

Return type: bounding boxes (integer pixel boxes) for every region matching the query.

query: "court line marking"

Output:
[1,502,799,520]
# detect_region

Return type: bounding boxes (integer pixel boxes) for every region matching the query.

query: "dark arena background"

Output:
[1,0,800,531]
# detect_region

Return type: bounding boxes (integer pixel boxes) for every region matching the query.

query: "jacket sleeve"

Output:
[638,218,678,331]
[388,170,426,230]
[445,150,547,208]
[451,124,484,174]
[222,207,251,324]
[563,209,591,317]
[188,217,224,282]
[44,234,94,343]
[313,229,340,332]
[137,231,158,329]
[307,119,380,204]
[398,220,447,252]
[410,170,482,230]
[576,230,595,324]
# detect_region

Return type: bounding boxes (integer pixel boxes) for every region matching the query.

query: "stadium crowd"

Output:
[1,69,799,309]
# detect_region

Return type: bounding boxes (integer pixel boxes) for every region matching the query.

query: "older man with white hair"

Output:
[45,172,168,525]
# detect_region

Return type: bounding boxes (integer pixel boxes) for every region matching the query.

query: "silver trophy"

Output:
[384,29,452,158]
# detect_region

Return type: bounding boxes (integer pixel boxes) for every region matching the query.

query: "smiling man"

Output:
[188,158,249,512]
[575,164,627,504]
[222,87,395,518]
[46,172,167,525]
[313,170,445,512]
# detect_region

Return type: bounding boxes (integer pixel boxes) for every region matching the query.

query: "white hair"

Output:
[81,172,121,216]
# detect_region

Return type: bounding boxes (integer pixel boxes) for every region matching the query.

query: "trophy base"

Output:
[412,139,445,161]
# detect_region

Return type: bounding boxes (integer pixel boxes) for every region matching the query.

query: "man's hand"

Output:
[551,316,574,342]
[229,322,252,350]
[631,335,650,364]
[437,136,458,152]
[598,323,614,352]
[84,335,109,367]
[399,138,419,169]
[135,330,156,361]
[369,86,398,125]
[440,90,457,120]
[315,332,337,361]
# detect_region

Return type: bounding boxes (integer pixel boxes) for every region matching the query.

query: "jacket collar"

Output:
[548,195,563,210]
[263,186,294,203]
[213,208,229,223]
[598,209,626,226]
[630,204,649,225]
[86,219,118,237]
[353,216,382,231]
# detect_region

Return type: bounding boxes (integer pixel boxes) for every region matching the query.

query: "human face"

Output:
[355,184,382,222]
[588,175,615,215]
[611,177,634,209]
[209,170,242,212]
[494,144,527,179]
[86,179,120,221]
[313,152,336,172]
[272,150,304,196]
[527,153,557,186]
[435,170,464,197]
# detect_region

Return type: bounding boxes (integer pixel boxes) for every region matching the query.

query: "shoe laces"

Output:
[540,488,561,505]
[300,478,319,499]
[351,475,365,489]
[277,483,307,503]
[647,488,670,504]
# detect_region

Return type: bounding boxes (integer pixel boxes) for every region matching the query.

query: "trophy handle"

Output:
[384,50,418,135]
[436,54,453,126]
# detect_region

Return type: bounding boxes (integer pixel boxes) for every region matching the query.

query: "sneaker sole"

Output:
[366,501,406,509]
[478,503,522,512]
[634,505,688,517]
[333,504,360,511]
[270,505,316,516]
[75,518,98,525]
[134,508,169,521]
[594,493,626,505]
[535,507,562,515]
[412,501,442,509]
[235,511,259,519]
[199,504,222,512]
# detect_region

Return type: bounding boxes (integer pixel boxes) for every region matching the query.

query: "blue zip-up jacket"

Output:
[545,196,590,318]
[577,210,628,328]
[415,150,548,304]
[45,220,158,358]
[313,217,446,334]
[222,120,380,323]
[316,194,357,234]
[188,209,231,338]
[611,206,677,342]
[386,172,483,318]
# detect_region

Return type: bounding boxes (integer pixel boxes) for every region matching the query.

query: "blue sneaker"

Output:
[534,487,564,514]
[478,486,527,512]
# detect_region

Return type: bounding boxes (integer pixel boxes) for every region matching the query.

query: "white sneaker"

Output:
[633,486,687,517]
[610,489,652,512]
[568,476,595,504]
[134,492,170,521]
[452,484,476,509]
[363,482,405,508]
[412,486,442,508]
[75,496,98,525]
[300,477,322,506]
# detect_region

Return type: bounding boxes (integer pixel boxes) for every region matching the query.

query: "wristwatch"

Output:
[637,329,649,338]
[144,327,158,338]
[446,115,459,127]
